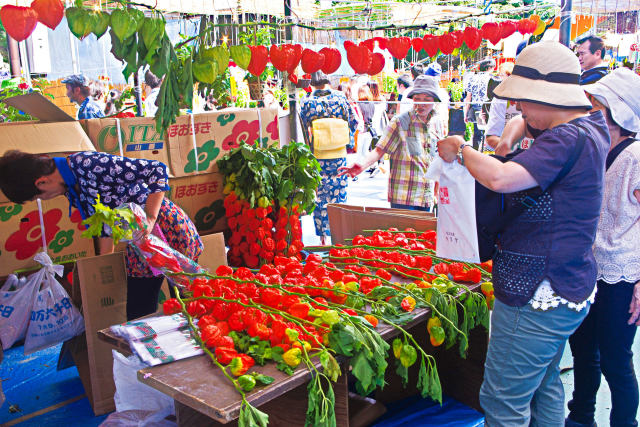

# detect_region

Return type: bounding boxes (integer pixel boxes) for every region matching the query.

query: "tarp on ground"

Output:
[372,395,485,427]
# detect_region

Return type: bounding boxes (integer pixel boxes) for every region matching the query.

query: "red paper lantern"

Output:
[463,27,482,51]
[0,5,38,42]
[361,38,376,51]
[387,37,411,59]
[423,34,440,57]
[438,33,456,55]
[343,40,356,50]
[30,0,63,30]
[301,48,325,74]
[319,47,341,74]
[517,18,537,34]
[367,52,385,75]
[270,44,302,73]
[481,22,502,45]
[346,43,372,74]
[450,31,464,49]
[373,37,388,50]
[411,37,423,52]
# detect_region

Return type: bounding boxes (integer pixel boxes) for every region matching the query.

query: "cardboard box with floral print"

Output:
[0,196,95,277]
[167,172,226,235]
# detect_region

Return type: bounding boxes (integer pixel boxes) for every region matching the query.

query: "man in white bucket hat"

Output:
[566,67,640,427]
[438,41,610,426]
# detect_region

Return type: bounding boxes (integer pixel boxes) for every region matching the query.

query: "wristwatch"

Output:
[456,143,470,166]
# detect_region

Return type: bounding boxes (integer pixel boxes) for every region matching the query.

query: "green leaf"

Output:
[319,351,341,382]
[395,359,409,387]
[251,373,275,386]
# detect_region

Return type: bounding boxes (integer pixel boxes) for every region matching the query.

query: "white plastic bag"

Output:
[0,271,41,349]
[112,350,175,414]
[425,157,480,263]
[23,252,85,355]
[99,409,176,427]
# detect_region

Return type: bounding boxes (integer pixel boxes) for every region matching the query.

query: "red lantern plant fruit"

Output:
[301,48,325,74]
[0,5,38,42]
[386,36,411,59]
[422,34,440,57]
[319,47,341,74]
[438,32,456,55]
[500,20,517,39]
[411,37,423,53]
[450,30,464,49]
[367,52,385,75]
[346,43,372,74]
[481,22,502,45]
[248,45,269,76]
[30,0,64,30]
[463,27,482,51]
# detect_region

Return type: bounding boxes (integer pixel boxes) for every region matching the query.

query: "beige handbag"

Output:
[311,118,349,159]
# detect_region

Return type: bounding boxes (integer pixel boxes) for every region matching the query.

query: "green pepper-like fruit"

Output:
[90,11,110,39]
[392,338,403,359]
[66,7,92,40]
[237,374,257,392]
[140,16,165,51]
[110,9,137,42]
[230,45,251,70]
[192,60,218,84]
[399,343,417,368]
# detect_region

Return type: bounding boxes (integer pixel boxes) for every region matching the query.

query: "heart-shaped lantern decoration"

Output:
[438,33,456,55]
[500,21,517,39]
[346,43,372,74]
[270,44,288,72]
[463,27,482,51]
[387,36,411,59]
[411,37,423,52]
[0,5,38,42]
[301,48,325,74]
[30,0,64,30]
[481,22,502,45]
[367,52,385,75]
[248,45,269,76]
[320,47,341,74]
[343,40,356,50]
[422,34,440,57]
[287,44,303,73]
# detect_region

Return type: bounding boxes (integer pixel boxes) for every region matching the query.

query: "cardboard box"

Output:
[0,92,96,204]
[166,108,279,177]
[68,233,227,415]
[71,252,128,415]
[0,196,95,277]
[327,204,437,245]
[81,116,171,168]
[167,172,227,235]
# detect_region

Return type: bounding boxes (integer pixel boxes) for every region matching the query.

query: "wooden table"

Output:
[98,283,487,426]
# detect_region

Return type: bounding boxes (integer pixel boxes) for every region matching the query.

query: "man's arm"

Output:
[337,147,385,177]
[438,135,538,192]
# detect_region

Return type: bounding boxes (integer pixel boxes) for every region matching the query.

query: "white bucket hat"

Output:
[406,75,441,102]
[583,68,640,133]
[494,41,592,109]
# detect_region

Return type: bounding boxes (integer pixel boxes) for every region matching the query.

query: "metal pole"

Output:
[7,35,20,78]
[559,0,573,47]
[285,0,297,144]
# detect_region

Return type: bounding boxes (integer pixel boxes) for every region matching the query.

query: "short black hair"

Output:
[397,74,412,89]
[0,150,56,204]
[478,58,496,72]
[410,64,424,79]
[578,36,605,59]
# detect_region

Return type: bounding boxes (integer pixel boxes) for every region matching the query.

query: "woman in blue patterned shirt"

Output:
[0,150,203,320]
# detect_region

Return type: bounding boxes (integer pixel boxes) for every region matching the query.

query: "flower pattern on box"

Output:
[49,230,74,254]
[222,120,260,150]
[184,140,220,173]
[69,208,86,231]
[217,113,236,126]
[266,114,279,140]
[0,204,22,222]
[194,199,225,232]
[6,209,62,260]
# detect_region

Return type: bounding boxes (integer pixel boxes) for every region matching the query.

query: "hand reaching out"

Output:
[628,280,640,326]
[337,163,365,178]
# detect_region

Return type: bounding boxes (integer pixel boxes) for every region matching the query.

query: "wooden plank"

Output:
[100,284,484,423]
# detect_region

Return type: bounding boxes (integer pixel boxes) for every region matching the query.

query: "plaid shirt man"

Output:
[376,110,442,208]
[77,97,104,120]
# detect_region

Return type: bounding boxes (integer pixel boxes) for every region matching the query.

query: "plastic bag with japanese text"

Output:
[0,273,40,349]
[23,253,85,355]
[425,157,480,263]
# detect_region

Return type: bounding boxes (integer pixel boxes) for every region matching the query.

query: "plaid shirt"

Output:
[376,111,441,208]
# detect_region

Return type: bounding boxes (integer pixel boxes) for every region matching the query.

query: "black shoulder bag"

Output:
[476,125,588,262]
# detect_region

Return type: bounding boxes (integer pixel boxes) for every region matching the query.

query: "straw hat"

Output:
[583,68,640,133]
[493,41,592,109]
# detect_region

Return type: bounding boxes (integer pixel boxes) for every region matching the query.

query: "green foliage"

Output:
[81,195,138,244]
[0,78,51,122]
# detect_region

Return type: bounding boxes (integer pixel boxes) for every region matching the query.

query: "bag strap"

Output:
[487,124,588,233]
[606,137,637,171]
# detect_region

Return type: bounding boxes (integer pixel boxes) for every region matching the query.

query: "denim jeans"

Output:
[567,280,639,427]
[480,299,589,426]
[389,203,430,212]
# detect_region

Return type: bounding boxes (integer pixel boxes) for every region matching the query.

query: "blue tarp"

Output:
[372,395,485,427]
[0,343,107,426]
